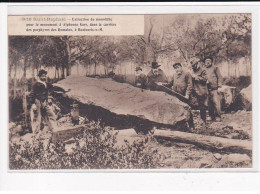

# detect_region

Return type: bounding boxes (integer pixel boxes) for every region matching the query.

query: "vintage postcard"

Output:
[8,12,253,170]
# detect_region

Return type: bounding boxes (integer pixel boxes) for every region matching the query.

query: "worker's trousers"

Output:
[208,89,221,120]
[30,99,57,134]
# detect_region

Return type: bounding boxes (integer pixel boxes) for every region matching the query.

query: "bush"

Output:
[9,121,164,169]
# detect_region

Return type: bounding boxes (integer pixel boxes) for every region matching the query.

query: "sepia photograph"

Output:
[8,13,252,170]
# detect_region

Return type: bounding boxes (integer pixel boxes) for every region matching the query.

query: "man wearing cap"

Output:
[169,63,193,100]
[191,59,208,126]
[146,62,168,91]
[168,63,195,130]
[47,96,61,120]
[29,69,57,135]
[204,56,223,122]
[135,66,148,89]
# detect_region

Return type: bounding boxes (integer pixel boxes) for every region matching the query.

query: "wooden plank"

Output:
[52,124,86,143]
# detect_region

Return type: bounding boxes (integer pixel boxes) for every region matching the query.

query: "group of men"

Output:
[135,56,223,130]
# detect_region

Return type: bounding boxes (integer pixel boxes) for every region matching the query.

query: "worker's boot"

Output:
[201,121,207,132]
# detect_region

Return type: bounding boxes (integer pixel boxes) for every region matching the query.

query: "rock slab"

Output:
[239,84,252,111]
[54,76,191,131]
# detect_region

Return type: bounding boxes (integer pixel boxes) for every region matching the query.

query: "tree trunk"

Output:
[61,65,65,79]
[104,66,107,75]
[57,67,60,80]
[65,37,72,76]
[13,64,17,98]
[227,60,230,78]
[153,129,252,155]
[77,62,79,75]
[23,57,28,78]
[54,66,57,79]
[94,61,97,76]
[237,63,241,77]
[23,88,29,127]
[234,63,237,77]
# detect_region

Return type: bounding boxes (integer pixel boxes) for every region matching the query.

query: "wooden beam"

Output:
[153,129,252,155]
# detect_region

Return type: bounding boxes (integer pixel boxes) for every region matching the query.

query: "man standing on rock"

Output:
[204,56,223,122]
[135,66,148,90]
[146,62,168,91]
[28,69,57,136]
[190,58,208,127]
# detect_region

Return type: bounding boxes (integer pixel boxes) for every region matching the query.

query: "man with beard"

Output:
[190,58,208,128]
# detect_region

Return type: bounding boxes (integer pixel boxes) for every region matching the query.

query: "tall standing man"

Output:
[169,63,193,100]
[168,63,195,130]
[204,56,223,122]
[191,59,208,126]
[29,69,57,135]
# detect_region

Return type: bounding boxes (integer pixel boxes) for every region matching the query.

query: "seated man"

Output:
[135,66,147,89]
[28,69,57,135]
[146,62,168,90]
[47,96,61,120]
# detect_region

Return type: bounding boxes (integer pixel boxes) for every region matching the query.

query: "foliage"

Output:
[161,14,251,65]
[9,121,163,169]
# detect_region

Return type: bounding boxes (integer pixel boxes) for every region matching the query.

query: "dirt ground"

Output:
[116,110,252,169]
[158,110,252,168]
[192,110,252,140]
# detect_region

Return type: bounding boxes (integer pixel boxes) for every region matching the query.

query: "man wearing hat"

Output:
[204,56,223,122]
[146,62,168,90]
[29,69,57,135]
[135,66,148,89]
[191,58,208,126]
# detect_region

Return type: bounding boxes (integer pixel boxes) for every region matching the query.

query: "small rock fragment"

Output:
[227,153,251,163]
[213,153,222,160]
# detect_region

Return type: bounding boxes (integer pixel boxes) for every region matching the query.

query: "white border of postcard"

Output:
[1,2,260,191]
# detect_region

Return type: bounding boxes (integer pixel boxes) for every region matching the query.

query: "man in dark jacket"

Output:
[28,69,57,134]
[204,56,223,122]
[168,63,195,130]
[146,62,168,91]
[168,63,193,99]
[135,66,147,89]
[191,59,208,125]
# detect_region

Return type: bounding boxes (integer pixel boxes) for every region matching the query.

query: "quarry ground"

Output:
[116,110,252,169]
